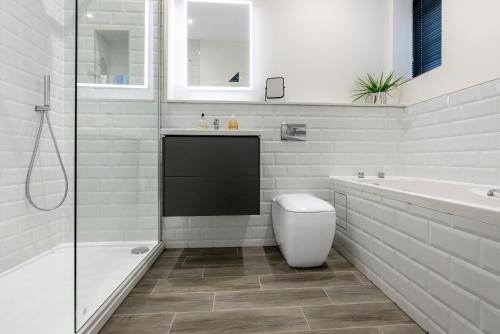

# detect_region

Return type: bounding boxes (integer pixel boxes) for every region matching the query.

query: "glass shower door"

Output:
[75,0,160,330]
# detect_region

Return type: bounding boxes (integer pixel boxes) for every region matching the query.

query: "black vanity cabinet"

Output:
[163,135,260,216]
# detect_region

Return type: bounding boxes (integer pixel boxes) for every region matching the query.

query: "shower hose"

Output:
[25,110,68,211]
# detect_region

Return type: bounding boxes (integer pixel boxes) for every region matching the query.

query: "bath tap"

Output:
[378,172,385,178]
[487,189,500,197]
[358,172,365,178]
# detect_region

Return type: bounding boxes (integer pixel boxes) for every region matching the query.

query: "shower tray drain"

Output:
[131,246,150,254]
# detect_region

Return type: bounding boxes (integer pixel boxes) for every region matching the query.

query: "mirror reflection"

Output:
[78,0,147,86]
[187,0,251,88]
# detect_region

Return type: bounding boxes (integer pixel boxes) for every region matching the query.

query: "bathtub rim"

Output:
[330,176,500,228]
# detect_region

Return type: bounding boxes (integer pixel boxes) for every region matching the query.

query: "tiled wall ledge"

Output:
[330,181,500,334]
[166,99,406,108]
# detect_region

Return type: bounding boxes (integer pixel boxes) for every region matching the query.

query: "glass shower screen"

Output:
[75,0,161,330]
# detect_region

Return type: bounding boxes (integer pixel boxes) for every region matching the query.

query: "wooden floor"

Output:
[100,247,424,334]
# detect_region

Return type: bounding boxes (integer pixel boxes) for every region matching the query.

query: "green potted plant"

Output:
[352,72,403,104]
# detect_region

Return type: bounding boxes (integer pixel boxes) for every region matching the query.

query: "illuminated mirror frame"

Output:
[77,0,154,99]
[185,0,253,91]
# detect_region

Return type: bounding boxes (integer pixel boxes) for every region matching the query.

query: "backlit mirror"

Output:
[187,0,251,88]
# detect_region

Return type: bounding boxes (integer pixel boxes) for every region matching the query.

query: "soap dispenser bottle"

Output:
[227,114,239,131]
[198,113,208,129]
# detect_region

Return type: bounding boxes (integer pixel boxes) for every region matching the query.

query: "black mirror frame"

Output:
[265,77,285,101]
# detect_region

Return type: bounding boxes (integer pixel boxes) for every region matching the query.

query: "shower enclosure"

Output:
[0,0,162,333]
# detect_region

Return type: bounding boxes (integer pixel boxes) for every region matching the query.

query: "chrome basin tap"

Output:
[487,189,500,197]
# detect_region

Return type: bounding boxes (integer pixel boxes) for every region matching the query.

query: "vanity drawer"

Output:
[163,176,260,216]
[163,136,259,177]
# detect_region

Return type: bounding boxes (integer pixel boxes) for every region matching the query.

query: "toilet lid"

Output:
[274,194,334,213]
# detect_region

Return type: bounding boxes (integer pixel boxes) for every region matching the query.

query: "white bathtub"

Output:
[329,176,500,334]
[331,176,500,227]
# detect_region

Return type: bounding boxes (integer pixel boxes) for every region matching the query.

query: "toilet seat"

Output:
[274,194,334,213]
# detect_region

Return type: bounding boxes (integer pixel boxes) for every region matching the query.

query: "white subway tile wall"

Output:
[162,102,405,247]
[0,0,72,273]
[331,182,500,334]
[75,100,159,242]
[162,81,500,247]
[403,79,500,185]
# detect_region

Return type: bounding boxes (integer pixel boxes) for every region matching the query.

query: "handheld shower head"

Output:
[44,74,50,107]
[35,74,51,112]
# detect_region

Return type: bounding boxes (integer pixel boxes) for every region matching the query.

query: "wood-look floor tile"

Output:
[327,258,356,271]
[260,272,361,290]
[143,266,173,279]
[203,262,295,278]
[325,284,389,304]
[295,263,334,273]
[266,261,298,274]
[154,257,186,267]
[303,302,412,330]
[153,276,261,294]
[168,267,204,279]
[352,270,371,284]
[265,252,286,263]
[160,248,185,258]
[130,279,158,295]
[381,324,426,334]
[115,293,214,315]
[164,247,239,257]
[214,288,331,310]
[99,314,174,334]
[238,246,281,256]
[169,308,309,334]
[101,247,422,334]
[183,255,268,267]
[277,327,380,334]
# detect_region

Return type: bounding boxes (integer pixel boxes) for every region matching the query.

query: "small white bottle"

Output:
[198,113,208,129]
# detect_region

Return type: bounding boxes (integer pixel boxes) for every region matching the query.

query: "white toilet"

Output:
[272,194,336,268]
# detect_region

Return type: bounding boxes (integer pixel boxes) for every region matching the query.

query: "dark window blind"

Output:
[413,0,442,77]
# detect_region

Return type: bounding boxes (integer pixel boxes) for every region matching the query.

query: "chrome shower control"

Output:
[281,123,306,141]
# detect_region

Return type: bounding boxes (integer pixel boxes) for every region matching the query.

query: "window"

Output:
[412,0,442,77]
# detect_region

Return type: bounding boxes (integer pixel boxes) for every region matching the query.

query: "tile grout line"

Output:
[299,307,312,331]
[322,287,334,305]
[151,281,366,295]
[211,292,216,312]
[150,279,161,295]
[166,312,176,334]
[113,300,396,317]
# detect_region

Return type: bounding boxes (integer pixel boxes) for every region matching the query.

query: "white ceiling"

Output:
[187,1,250,42]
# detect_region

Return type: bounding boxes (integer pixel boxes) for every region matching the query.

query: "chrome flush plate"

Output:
[281,123,306,141]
